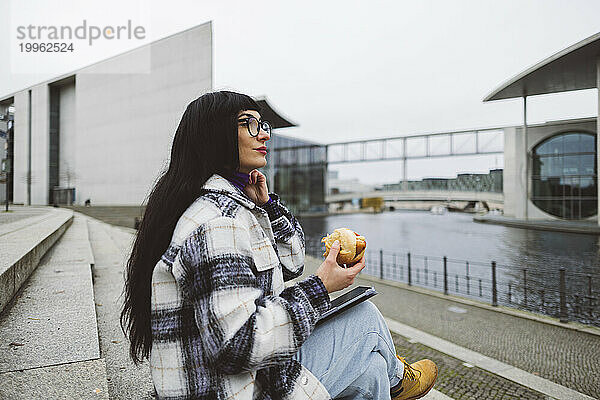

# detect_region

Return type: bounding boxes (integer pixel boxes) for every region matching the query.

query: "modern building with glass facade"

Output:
[485,32,599,223]
[502,118,596,221]
[269,134,326,214]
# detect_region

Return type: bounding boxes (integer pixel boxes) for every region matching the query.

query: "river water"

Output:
[297,210,600,326]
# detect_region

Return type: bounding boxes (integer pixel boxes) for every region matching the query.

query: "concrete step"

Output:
[0,213,109,399]
[0,206,62,235]
[0,359,109,399]
[86,218,154,399]
[0,207,74,314]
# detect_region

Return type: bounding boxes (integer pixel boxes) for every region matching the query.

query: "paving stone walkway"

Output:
[391,332,545,399]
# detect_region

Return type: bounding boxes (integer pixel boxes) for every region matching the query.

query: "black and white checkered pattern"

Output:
[150,174,332,399]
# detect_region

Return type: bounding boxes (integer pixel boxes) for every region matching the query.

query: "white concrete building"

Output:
[1,22,213,206]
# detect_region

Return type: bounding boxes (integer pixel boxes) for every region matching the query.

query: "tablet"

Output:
[316,286,378,326]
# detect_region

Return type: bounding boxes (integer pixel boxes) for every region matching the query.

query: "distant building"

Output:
[327,170,377,194]
[381,169,503,193]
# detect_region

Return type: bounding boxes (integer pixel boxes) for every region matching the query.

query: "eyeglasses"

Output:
[238,115,272,137]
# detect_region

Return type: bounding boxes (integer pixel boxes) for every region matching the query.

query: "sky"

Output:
[1,0,599,184]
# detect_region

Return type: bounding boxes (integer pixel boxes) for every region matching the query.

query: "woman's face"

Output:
[237,109,270,174]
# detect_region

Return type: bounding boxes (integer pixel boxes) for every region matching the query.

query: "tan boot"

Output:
[390,355,438,400]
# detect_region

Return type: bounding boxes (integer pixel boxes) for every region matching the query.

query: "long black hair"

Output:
[120,91,260,364]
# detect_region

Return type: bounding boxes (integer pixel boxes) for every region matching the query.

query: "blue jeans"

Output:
[292,300,404,399]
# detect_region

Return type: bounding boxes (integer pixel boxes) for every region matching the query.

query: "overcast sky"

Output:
[1,0,599,184]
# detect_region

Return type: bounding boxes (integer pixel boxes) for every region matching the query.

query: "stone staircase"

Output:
[0,207,153,399]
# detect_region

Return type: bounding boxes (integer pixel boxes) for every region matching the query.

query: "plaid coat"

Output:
[150,173,332,399]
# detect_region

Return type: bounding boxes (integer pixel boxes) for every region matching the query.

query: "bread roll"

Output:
[321,227,367,265]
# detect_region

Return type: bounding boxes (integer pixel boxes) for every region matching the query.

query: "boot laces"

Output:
[397,356,421,382]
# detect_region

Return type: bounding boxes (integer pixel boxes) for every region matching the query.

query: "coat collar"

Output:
[201,173,258,210]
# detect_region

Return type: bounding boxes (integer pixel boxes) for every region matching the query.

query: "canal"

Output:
[297,210,600,326]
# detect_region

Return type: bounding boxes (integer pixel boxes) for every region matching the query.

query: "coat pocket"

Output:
[251,236,279,272]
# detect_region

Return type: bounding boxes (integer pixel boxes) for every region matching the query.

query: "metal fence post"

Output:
[540,290,545,308]
[587,275,593,317]
[443,256,448,295]
[559,268,568,323]
[574,295,581,316]
[491,261,497,307]
[379,249,383,280]
[523,269,528,308]
[407,252,412,286]
[466,261,470,295]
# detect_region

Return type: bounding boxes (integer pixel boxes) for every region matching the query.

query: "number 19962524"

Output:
[19,42,74,52]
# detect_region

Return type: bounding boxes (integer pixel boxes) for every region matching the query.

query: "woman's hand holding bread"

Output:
[315,228,367,293]
[315,240,366,293]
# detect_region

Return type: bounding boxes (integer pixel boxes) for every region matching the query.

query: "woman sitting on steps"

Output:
[120,90,438,399]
